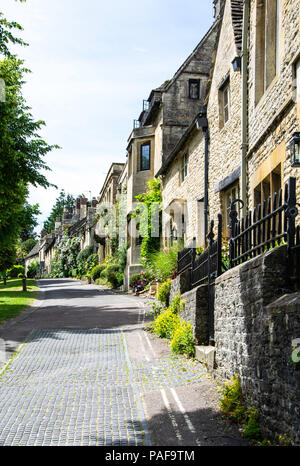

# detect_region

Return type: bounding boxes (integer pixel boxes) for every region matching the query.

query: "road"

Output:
[0,279,247,446]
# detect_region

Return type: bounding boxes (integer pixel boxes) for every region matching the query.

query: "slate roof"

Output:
[25,241,41,259]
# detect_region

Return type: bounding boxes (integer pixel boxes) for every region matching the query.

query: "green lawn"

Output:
[0,278,38,324]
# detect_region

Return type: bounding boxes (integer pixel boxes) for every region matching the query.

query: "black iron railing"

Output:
[229,177,298,268]
[177,247,194,275]
[177,177,300,287]
[177,214,223,286]
[191,215,223,288]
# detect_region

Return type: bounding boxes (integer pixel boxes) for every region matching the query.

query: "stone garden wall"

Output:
[214,245,300,444]
[171,244,300,443]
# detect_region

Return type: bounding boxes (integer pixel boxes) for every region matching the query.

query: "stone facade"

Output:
[247,0,300,221]
[207,0,243,232]
[122,18,221,288]
[158,0,243,247]
[179,284,209,345]
[95,162,125,261]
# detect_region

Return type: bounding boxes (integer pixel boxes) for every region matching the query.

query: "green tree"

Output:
[0,7,59,274]
[43,190,75,233]
[16,237,38,265]
[17,200,41,241]
[0,6,28,58]
[0,57,57,255]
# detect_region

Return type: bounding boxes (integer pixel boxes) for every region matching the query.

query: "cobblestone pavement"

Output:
[0,328,206,446]
[0,279,248,446]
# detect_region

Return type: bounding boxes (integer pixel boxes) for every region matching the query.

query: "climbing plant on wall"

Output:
[131,178,162,264]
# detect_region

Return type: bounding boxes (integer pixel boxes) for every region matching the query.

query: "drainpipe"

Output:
[196,109,209,247]
[241,0,250,216]
[203,128,209,247]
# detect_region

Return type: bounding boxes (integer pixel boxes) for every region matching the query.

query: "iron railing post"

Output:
[217,213,222,277]
[286,177,298,287]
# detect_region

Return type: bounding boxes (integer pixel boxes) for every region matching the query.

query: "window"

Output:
[253,165,281,208]
[219,78,230,128]
[255,0,280,103]
[295,58,300,104]
[189,79,200,100]
[181,153,189,182]
[140,142,150,171]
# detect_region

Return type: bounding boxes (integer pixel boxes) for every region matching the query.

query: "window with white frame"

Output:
[255,0,280,103]
[219,77,230,128]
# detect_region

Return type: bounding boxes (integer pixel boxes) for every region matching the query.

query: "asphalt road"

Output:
[0,279,248,446]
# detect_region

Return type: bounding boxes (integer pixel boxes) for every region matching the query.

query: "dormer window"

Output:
[140,142,151,171]
[189,79,200,100]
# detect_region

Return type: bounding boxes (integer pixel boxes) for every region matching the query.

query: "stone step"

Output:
[195,345,215,371]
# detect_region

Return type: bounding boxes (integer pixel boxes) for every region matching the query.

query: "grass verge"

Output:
[0,278,38,324]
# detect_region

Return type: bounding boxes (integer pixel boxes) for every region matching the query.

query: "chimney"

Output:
[91,197,98,208]
[54,217,61,230]
[80,197,88,219]
[213,0,223,18]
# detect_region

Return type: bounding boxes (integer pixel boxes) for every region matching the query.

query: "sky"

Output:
[0,0,214,233]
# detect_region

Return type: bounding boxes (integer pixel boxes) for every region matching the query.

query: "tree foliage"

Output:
[43,190,75,233]
[0,8,28,58]
[17,201,41,241]
[0,8,58,272]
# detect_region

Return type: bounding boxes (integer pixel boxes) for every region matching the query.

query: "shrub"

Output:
[171,320,195,357]
[90,264,106,281]
[147,244,181,281]
[105,264,122,288]
[77,245,93,262]
[243,408,261,440]
[152,308,181,339]
[167,293,185,314]
[27,261,39,278]
[129,272,149,291]
[219,375,244,420]
[7,265,25,278]
[85,253,99,272]
[157,279,171,306]
[76,246,94,275]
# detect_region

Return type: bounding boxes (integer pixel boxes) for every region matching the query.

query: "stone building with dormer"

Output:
[157,0,243,246]
[246,0,300,214]
[124,14,222,285]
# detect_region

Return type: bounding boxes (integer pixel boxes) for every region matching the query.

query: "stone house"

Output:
[167,0,300,444]
[157,0,243,246]
[67,196,98,253]
[124,14,221,286]
[95,162,125,262]
[24,241,41,275]
[26,196,99,277]
[246,0,300,217]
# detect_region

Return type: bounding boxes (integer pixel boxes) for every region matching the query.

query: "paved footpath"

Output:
[0,279,248,446]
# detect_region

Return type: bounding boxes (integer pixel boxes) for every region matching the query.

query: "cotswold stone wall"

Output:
[170,269,191,302]
[170,270,209,344]
[214,245,300,444]
[179,285,209,345]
